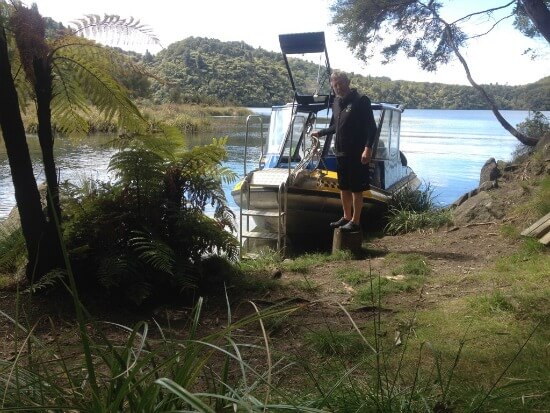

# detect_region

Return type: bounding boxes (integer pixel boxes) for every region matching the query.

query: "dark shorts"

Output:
[336,155,370,193]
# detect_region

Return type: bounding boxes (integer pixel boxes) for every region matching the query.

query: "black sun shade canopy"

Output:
[278,32,333,112]
[278,31,327,54]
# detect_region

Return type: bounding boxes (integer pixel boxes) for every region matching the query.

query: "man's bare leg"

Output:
[351,191,363,224]
[341,190,353,220]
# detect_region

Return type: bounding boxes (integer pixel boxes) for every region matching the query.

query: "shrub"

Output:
[62,134,238,305]
[517,111,550,141]
[385,184,452,235]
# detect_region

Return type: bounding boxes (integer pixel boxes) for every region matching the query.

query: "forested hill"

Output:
[129,36,549,110]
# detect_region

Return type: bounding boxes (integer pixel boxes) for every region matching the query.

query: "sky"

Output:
[27,0,549,86]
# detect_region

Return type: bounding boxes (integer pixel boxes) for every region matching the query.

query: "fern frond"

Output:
[129,231,175,276]
[50,35,147,134]
[178,213,239,261]
[24,269,66,293]
[69,14,160,46]
[108,148,166,187]
[97,255,139,289]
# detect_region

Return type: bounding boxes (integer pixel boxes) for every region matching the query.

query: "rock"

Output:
[1,207,21,235]
[535,133,550,155]
[479,157,500,186]
[479,180,498,192]
[452,191,505,226]
[451,188,478,208]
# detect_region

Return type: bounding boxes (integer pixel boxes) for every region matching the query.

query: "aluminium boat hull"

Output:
[232,169,420,239]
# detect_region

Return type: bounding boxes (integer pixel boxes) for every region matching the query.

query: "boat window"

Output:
[376,110,391,160]
[267,106,293,155]
[278,115,307,164]
[389,110,401,160]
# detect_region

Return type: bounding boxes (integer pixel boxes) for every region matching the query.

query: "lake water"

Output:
[0,109,545,220]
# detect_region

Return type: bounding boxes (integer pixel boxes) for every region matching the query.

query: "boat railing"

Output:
[244,114,264,176]
[290,134,321,184]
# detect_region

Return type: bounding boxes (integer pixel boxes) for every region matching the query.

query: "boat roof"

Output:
[279,32,327,54]
[278,32,333,113]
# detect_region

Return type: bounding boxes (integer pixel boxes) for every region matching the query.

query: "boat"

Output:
[231,31,420,255]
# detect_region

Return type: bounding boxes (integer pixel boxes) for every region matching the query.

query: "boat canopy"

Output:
[278,32,333,113]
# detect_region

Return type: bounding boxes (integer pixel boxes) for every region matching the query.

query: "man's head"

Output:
[330,71,351,98]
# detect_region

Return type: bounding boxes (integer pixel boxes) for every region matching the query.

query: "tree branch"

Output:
[450,0,516,25]
[466,12,515,40]
[428,4,538,146]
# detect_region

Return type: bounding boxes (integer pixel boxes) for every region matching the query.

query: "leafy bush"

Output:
[517,110,550,141]
[0,227,26,274]
[388,182,436,213]
[62,132,239,305]
[385,184,452,234]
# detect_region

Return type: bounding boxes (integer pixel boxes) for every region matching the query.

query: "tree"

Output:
[0,1,155,280]
[0,22,48,278]
[330,0,550,146]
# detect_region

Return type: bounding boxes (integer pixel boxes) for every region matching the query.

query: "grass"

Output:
[385,183,453,235]
[2,150,549,411]
[20,102,252,135]
[336,267,367,286]
[388,252,431,277]
[305,329,369,358]
[511,172,550,220]
[289,278,321,293]
[2,244,548,411]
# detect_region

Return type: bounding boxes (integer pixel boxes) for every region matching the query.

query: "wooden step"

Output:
[521,211,550,245]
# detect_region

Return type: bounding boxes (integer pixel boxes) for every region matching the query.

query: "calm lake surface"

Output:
[0,109,546,220]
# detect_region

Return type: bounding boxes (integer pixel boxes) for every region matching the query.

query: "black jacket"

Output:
[319,89,377,157]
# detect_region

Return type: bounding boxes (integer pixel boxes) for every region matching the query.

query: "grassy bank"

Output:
[19,102,252,135]
[1,143,548,411]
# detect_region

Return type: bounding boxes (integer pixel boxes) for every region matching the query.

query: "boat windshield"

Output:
[266,105,310,165]
[267,106,293,155]
[375,108,401,161]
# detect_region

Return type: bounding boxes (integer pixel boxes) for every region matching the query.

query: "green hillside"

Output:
[125,37,549,110]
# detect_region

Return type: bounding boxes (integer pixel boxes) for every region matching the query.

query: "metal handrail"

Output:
[244,115,264,176]
[290,134,321,181]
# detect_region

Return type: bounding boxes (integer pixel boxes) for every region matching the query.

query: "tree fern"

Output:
[97,255,140,289]
[70,14,160,46]
[24,269,66,293]
[129,230,176,276]
[50,36,147,135]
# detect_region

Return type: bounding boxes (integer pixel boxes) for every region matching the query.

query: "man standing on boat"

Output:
[311,71,377,232]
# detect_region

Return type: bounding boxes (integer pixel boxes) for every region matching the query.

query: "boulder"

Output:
[479,157,500,186]
[479,180,498,192]
[452,191,504,226]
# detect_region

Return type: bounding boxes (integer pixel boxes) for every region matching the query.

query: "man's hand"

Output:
[311,131,320,138]
[361,147,372,164]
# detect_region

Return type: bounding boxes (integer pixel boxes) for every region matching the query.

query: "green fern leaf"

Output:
[129,231,176,276]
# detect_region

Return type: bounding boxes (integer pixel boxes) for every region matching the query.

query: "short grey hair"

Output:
[330,71,349,83]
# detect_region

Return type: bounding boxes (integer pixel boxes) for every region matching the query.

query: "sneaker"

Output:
[340,221,361,232]
[330,217,349,228]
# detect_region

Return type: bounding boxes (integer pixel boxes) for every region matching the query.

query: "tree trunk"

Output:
[33,57,65,272]
[34,57,62,222]
[0,29,50,281]
[438,16,539,146]
[521,0,550,44]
